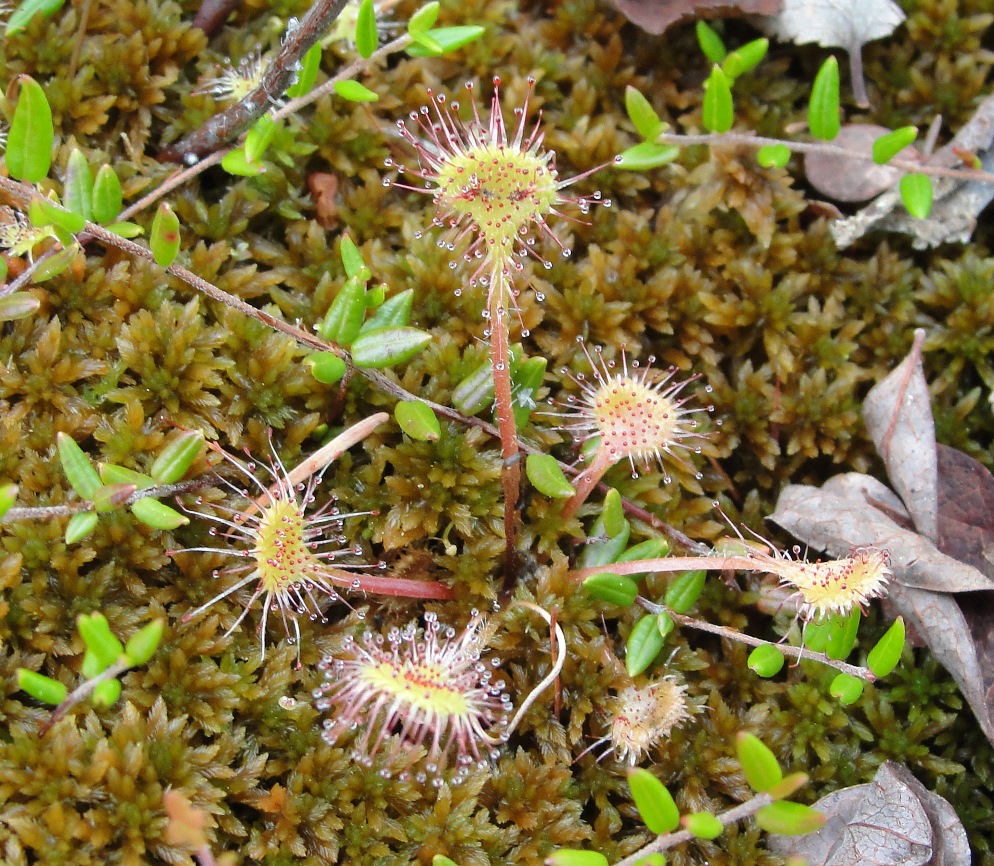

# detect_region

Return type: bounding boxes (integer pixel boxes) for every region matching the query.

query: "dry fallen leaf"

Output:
[609,0,782,35]
[763,0,906,106]
[768,762,970,866]
[307,172,340,230]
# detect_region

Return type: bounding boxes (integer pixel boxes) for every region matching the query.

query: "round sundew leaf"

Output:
[830,672,864,705]
[93,678,123,708]
[0,483,17,519]
[617,142,680,171]
[825,608,861,660]
[395,400,442,442]
[627,614,665,676]
[748,644,786,677]
[150,430,204,484]
[899,172,933,218]
[334,80,379,102]
[351,326,432,368]
[526,453,575,499]
[150,203,181,268]
[124,619,165,666]
[866,616,905,677]
[16,669,67,705]
[755,801,826,836]
[405,25,485,56]
[808,56,840,141]
[702,65,733,134]
[683,812,723,840]
[872,125,918,164]
[0,291,40,322]
[305,351,347,384]
[65,511,99,544]
[355,0,378,57]
[757,143,791,168]
[664,570,706,614]
[130,497,189,530]
[6,75,54,182]
[91,164,124,224]
[696,20,727,63]
[624,86,664,141]
[628,768,680,834]
[583,573,639,607]
[737,732,783,793]
[545,850,609,866]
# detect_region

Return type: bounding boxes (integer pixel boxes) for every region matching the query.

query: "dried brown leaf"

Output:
[609,0,782,35]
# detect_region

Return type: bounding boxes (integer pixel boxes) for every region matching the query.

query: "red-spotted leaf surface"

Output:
[609,0,782,35]
[767,762,969,866]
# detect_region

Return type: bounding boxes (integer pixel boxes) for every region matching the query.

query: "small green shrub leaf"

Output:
[6,0,65,33]
[628,769,680,834]
[91,165,124,224]
[105,221,143,238]
[617,538,670,566]
[339,236,369,279]
[78,612,124,670]
[33,242,79,281]
[150,203,181,267]
[58,432,100,499]
[545,850,609,866]
[829,673,864,705]
[664,570,706,614]
[355,0,378,57]
[656,611,674,640]
[244,115,278,164]
[319,275,367,344]
[286,43,321,99]
[737,733,783,793]
[512,355,548,427]
[334,80,379,102]
[702,65,733,134]
[866,616,905,678]
[755,801,826,835]
[124,619,165,666]
[583,573,638,607]
[29,194,86,234]
[0,291,41,322]
[899,173,933,218]
[872,126,917,164]
[695,20,726,63]
[452,361,494,416]
[624,86,663,141]
[305,351,347,384]
[757,143,791,168]
[221,147,266,176]
[683,812,723,840]
[150,430,204,484]
[578,515,630,569]
[99,463,153,489]
[526,453,575,498]
[748,644,786,677]
[93,678,123,708]
[802,617,831,653]
[825,609,861,660]
[626,614,665,676]
[617,142,680,171]
[351,326,431,367]
[16,669,67,704]
[362,288,413,331]
[767,771,809,801]
[722,38,767,80]
[129,497,189,530]
[408,1,440,34]
[405,25,484,56]
[432,858,458,866]
[808,56,840,141]
[63,148,94,221]
[6,75,54,182]
[395,400,441,442]
[602,488,626,538]
[65,511,98,544]
[91,482,135,512]
[0,483,17,518]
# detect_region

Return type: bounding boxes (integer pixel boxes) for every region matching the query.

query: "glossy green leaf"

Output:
[150,203,181,268]
[656,611,674,640]
[767,771,809,801]
[78,612,124,670]
[757,143,791,168]
[737,733,783,793]
[452,361,493,416]
[683,812,723,840]
[632,856,665,866]
[6,0,65,34]
[244,114,278,164]
[105,221,143,238]
[319,276,367,344]
[0,291,40,322]
[625,86,664,141]
[29,194,85,234]
[91,165,124,224]
[124,619,165,666]
[755,801,826,835]
[808,56,840,141]
[722,38,768,80]
[628,768,680,834]
[33,242,78,281]
[866,616,905,678]
[802,617,831,653]
[595,490,623,539]
[526,453,575,499]
[351,326,431,367]
[825,609,860,660]
[431,858,458,866]
[93,678,122,708]
[58,432,100,499]
[695,20,726,63]
[617,142,680,171]
[408,28,445,53]
[872,126,917,164]
[150,430,204,484]
[130,497,189,530]
[616,538,671,567]
[6,75,54,182]
[16,668,67,705]
[286,43,321,99]
[626,614,665,676]
[91,482,136,512]
[0,483,17,518]
[63,148,94,221]
[362,289,413,331]
[899,173,933,219]
[99,463,153,489]
[512,357,547,427]
[578,513,630,569]
[334,80,379,102]
[830,673,864,705]
[221,146,266,176]
[545,850,609,866]
[405,25,485,56]
[396,400,441,442]
[355,0,378,57]
[583,573,638,607]
[305,351,347,384]
[664,570,706,614]
[408,1,440,34]
[702,65,733,134]
[748,644,786,677]
[339,235,368,278]
[65,511,98,544]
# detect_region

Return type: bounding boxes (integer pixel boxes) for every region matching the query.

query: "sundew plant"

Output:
[0,0,992,863]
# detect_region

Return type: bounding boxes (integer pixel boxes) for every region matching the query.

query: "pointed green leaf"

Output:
[396,400,442,442]
[656,611,674,640]
[6,75,54,182]
[526,453,575,499]
[29,194,85,234]
[767,771,809,801]
[0,291,40,322]
[339,235,368,278]
[808,56,840,141]
[602,488,626,538]
[244,114,277,164]
[351,326,431,367]
[91,482,136,512]
[78,612,124,670]
[825,609,860,660]
[58,432,101,499]
[99,463,154,489]
[432,858,458,866]
[124,619,165,666]
[91,165,124,224]
[683,812,723,840]
[65,511,98,544]
[899,173,933,219]
[355,0,378,57]
[0,483,17,518]
[625,86,664,141]
[722,38,768,80]
[452,361,494,416]
[334,80,379,102]
[286,43,321,99]
[702,66,733,134]
[93,678,122,708]
[129,497,189,530]
[362,289,414,331]
[150,203,181,267]
[6,0,65,34]
[626,614,665,676]
[305,351,347,384]
[872,126,917,165]
[737,733,783,793]
[616,538,671,566]
[221,146,266,176]
[545,850,609,866]
[405,25,485,56]
[319,275,367,345]
[664,570,706,614]
[695,21,726,63]
[512,355,548,427]
[33,242,78,281]
[16,669,67,705]
[62,148,94,221]
[866,616,905,678]
[757,143,791,168]
[105,221,143,238]
[747,644,785,677]
[583,573,638,606]
[755,801,826,835]
[150,430,204,484]
[408,1,440,34]
[628,769,680,834]
[617,142,680,171]
[578,513,630,569]
[829,673,864,705]
[802,617,831,653]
